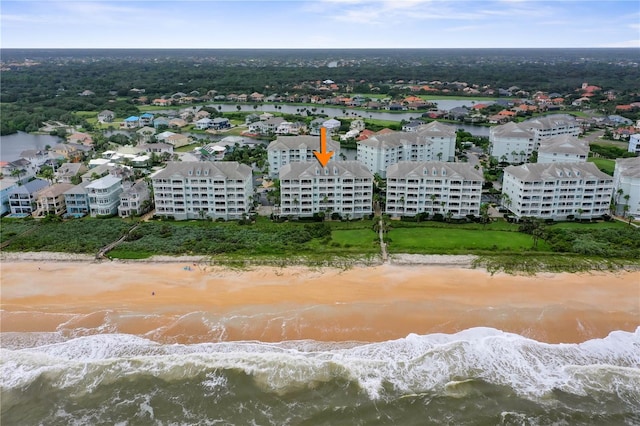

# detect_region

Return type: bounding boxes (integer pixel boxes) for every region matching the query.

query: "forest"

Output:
[1,48,639,135]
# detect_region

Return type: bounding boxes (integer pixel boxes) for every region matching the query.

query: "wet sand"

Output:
[1,261,638,344]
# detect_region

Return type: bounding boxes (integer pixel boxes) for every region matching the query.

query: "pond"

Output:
[0,132,63,162]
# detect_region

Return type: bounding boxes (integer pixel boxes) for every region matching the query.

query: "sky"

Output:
[1,0,639,49]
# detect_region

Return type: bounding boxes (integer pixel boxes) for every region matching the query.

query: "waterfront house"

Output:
[86,175,123,217]
[33,183,75,217]
[63,181,91,217]
[278,161,373,219]
[8,178,49,215]
[118,180,151,218]
[152,161,253,221]
[385,162,484,218]
[55,162,88,184]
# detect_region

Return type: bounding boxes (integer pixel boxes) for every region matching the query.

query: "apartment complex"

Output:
[537,135,589,163]
[278,161,373,219]
[152,161,253,221]
[357,121,457,177]
[502,162,613,220]
[612,157,640,218]
[267,135,340,178]
[386,161,484,218]
[86,175,123,217]
[490,114,581,164]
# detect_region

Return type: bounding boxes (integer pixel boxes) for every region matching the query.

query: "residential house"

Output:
[136,126,156,143]
[1,179,19,216]
[278,161,373,219]
[50,143,90,162]
[8,178,49,215]
[18,150,49,168]
[122,116,140,129]
[55,162,88,184]
[4,158,38,182]
[67,132,93,146]
[629,134,640,155]
[199,143,227,161]
[139,142,174,156]
[211,117,231,130]
[86,175,123,217]
[64,181,92,217]
[357,121,457,178]
[152,161,253,221]
[166,133,191,148]
[195,118,214,130]
[118,180,152,218]
[612,157,640,218]
[402,121,425,132]
[267,135,341,178]
[537,135,589,163]
[156,131,177,143]
[501,162,613,221]
[385,161,484,219]
[97,110,115,123]
[153,117,171,129]
[168,118,188,129]
[139,113,155,126]
[33,183,75,217]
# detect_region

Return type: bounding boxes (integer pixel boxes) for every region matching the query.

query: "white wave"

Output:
[1,327,639,403]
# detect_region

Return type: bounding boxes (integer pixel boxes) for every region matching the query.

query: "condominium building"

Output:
[537,135,589,163]
[612,157,640,218]
[501,162,613,220]
[267,135,341,178]
[152,161,253,221]
[490,114,581,164]
[385,161,484,218]
[86,175,123,217]
[279,161,373,219]
[357,121,457,177]
[33,183,75,217]
[628,134,640,155]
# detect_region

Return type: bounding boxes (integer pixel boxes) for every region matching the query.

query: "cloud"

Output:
[599,39,640,48]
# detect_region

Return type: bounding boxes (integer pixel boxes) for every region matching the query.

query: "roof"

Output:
[615,157,640,178]
[124,116,140,121]
[37,183,75,198]
[9,178,49,195]
[152,161,252,180]
[268,135,340,152]
[86,175,122,189]
[415,121,457,138]
[538,135,589,155]
[504,162,612,182]
[490,122,534,139]
[523,114,578,131]
[387,161,484,181]
[64,181,92,195]
[279,161,373,180]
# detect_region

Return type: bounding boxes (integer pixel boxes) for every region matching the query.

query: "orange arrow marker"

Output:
[313,127,334,167]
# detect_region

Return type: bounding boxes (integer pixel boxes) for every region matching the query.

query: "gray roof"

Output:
[505,162,612,182]
[387,161,484,181]
[538,135,589,155]
[268,135,340,151]
[358,132,418,149]
[57,163,86,176]
[86,175,122,189]
[37,183,76,198]
[415,121,457,138]
[123,180,149,196]
[9,178,49,195]
[615,157,640,178]
[490,121,534,139]
[153,161,252,180]
[523,114,578,130]
[279,161,373,180]
[64,181,92,195]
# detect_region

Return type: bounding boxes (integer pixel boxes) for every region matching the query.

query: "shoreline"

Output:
[1,257,638,345]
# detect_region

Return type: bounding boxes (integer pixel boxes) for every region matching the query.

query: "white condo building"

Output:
[87,175,123,217]
[386,162,484,218]
[152,161,253,221]
[490,114,581,164]
[537,135,589,163]
[279,161,373,219]
[267,135,340,178]
[502,162,613,220]
[612,157,640,219]
[357,121,457,177]
[628,134,640,155]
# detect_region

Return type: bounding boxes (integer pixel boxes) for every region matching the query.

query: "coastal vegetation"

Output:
[2,216,638,272]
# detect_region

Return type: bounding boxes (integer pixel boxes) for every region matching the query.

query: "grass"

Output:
[587,158,615,175]
[386,226,545,254]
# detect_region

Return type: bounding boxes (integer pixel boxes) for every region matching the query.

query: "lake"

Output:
[0,132,63,162]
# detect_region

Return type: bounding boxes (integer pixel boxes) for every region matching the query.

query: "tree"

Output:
[480,203,490,227]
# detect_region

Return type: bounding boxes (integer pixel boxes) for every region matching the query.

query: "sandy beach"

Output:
[1,257,638,344]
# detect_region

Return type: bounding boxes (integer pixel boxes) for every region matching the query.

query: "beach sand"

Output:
[1,260,638,344]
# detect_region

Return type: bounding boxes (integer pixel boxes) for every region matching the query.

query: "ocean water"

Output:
[2,327,639,425]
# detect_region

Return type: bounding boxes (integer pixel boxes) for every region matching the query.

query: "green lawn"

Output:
[387,227,545,254]
[587,157,615,175]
